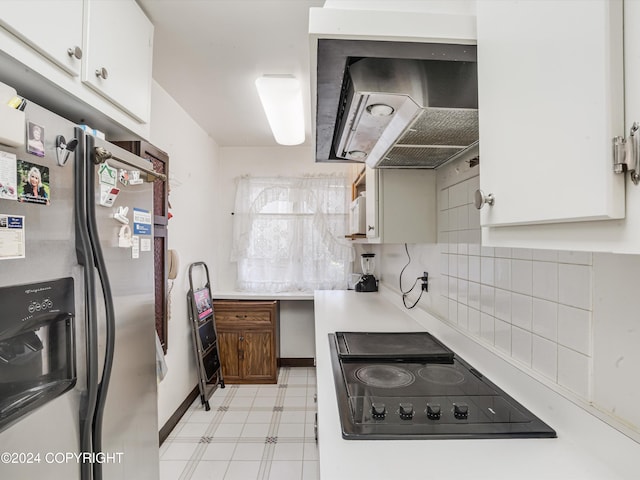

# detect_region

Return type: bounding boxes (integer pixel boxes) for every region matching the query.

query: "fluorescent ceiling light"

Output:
[255,74,305,146]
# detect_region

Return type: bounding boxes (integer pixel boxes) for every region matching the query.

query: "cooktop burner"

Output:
[329,332,557,440]
[354,365,415,389]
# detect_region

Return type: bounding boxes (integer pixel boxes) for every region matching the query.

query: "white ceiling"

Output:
[137,0,325,148]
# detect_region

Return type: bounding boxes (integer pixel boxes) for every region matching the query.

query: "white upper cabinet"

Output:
[476,0,625,227]
[0,0,152,135]
[0,0,84,76]
[83,0,153,123]
[364,167,437,244]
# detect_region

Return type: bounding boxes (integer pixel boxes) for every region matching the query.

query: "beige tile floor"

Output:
[159,367,319,480]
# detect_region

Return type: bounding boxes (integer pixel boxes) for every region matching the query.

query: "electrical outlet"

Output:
[421,272,429,292]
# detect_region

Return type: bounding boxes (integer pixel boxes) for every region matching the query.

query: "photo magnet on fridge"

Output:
[17,159,50,205]
[26,121,45,157]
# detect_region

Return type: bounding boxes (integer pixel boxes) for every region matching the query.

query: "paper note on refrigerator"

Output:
[0,151,17,201]
[0,214,25,260]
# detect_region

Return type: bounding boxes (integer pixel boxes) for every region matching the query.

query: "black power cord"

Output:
[399,243,429,309]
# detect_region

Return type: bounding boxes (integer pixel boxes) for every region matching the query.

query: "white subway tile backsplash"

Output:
[494,247,512,258]
[511,293,532,330]
[448,208,459,233]
[558,305,591,355]
[457,205,469,230]
[458,279,469,305]
[480,245,495,257]
[511,248,533,260]
[439,189,449,211]
[438,211,449,233]
[481,256,495,286]
[468,205,481,229]
[494,318,511,354]
[480,285,495,315]
[468,307,481,335]
[457,303,469,330]
[448,255,458,278]
[558,264,591,310]
[468,256,480,282]
[457,255,469,280]
[440,254,449,276]
[558,346,590,398]
[558,250,592,265]
[449,181,468,208]
[481,313,495,343]
[494,258,511,290]
[532,298,558,341]
[512,327,532,366]
[448,299,458,324]
[448,276,457,300]
[468,282,480,310]
[511,259,533,295]
[533,249,559,262]
[494,288,511,323]
[532,335,558,381]
[532,261,558,302]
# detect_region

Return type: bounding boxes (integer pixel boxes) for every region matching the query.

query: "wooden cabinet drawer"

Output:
[213,301,276,328]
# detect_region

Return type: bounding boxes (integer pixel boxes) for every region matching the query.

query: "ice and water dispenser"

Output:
[0,277,76,432]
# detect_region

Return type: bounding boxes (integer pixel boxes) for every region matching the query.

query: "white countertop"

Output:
[212,291,314,301]
[313,288,640,480]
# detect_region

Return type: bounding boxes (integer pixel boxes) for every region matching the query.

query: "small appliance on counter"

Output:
[355,253,378,292]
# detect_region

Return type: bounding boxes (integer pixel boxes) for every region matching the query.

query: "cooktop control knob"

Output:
[399,403,414,420]
[454,403,469,419]
[371,402,386,419]
[426,403,441,420]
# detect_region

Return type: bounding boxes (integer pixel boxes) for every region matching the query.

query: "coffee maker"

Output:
[355,253,378,292]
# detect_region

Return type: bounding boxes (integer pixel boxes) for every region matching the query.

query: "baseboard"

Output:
[278,357,315,368]
[159,385,199,445]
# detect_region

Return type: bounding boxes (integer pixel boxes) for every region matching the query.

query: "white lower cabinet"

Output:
[365,166,436,244]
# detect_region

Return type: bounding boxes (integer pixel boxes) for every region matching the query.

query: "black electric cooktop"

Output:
[329,332,557,440]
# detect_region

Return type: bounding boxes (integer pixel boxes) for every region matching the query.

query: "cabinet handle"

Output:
[239,336,244,341]
[235,314,247,319]
[95,67,109,80]
[67,46,82,60]
[367,225,374,231]
[473,189,495,210]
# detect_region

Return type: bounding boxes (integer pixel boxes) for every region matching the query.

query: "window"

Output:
[231,175,354,292]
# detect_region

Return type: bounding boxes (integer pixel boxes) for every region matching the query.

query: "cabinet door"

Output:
[217,331,241,382]
[0,0,84,76]
[83,0,153,122]
[477,0,624,227]
[242,331,276,382]
[365,166,379,240]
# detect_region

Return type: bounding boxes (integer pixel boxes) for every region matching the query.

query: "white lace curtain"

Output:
[230,174,354,293]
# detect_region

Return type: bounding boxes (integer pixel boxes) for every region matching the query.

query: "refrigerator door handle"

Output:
[85,135,117,480]
[74,127,99,480]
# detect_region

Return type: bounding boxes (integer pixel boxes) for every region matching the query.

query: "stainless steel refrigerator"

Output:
[0,100,159,479]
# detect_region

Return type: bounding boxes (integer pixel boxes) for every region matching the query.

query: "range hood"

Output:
[315,40,478,168]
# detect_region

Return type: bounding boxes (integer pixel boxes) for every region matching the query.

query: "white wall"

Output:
[148,81,220,428]
[378,153,640,442]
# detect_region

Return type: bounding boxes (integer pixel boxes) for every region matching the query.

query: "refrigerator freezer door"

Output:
[0,101,84,479]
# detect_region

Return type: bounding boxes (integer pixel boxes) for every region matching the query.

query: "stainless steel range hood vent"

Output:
[333,57,478,169]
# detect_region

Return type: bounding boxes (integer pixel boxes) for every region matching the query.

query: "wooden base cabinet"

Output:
[213,300,279,384]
